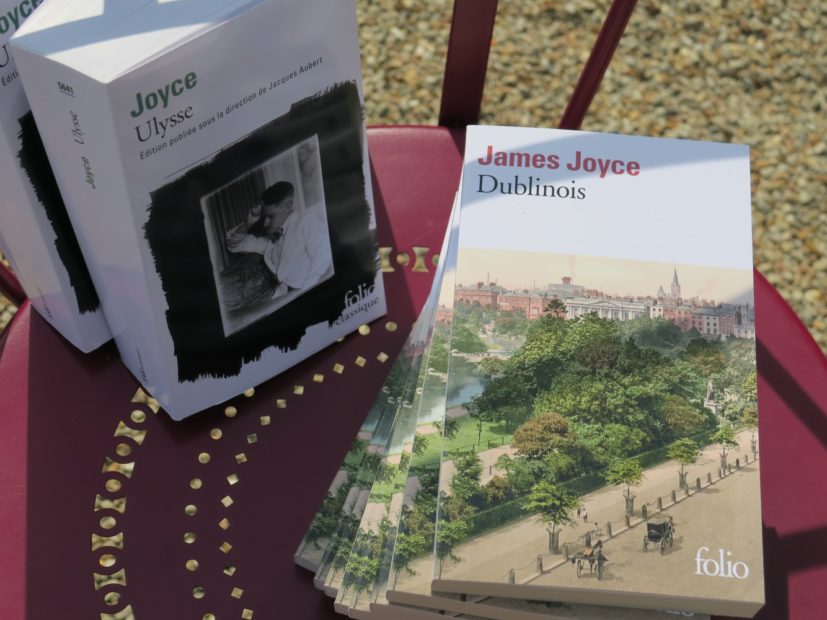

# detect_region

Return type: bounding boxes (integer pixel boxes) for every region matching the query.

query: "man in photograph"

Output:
[226,181,332,298]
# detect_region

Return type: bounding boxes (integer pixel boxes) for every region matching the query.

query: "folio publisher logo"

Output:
[695,546,749,579]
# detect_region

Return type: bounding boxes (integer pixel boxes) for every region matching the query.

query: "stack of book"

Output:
[296,125,765,619]
[8,0,385,418]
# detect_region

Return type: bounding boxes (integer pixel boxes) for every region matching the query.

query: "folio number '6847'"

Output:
[57,81,74,97]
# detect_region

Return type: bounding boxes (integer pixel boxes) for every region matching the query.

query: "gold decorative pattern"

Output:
[186,560,199,572]
[219,518,231,530]
[184,532,197,544]
[99,554,117,568]
[246,433,258,445]
[333,363,345,374]
[227,473,240,486]
[385,321,398,332]
[293,385,304,395]
[221,496,234,508]
[105,479,122,493]
[129,410,146,424]
[104,592,121,606]
[225,406,238,418]
[100,604,136,620]
[242,609,254,619]
[231,587,244,599]
[198,452,211,464]
[412,246,430,272]
[378,246,394,272]
[432,253,441,267]
[190,478,203,490]
[358,324,371,336]
[219,541,233,554]
[355,356,367,367]
[193,587,206,599]
[113,422,147,446]
[396,252,410,267]
[260,416,271,426]
[313,373,325,383]
[243,388,255,397]
[185,504,198,516]
[94,495,127,514]
[130,388,160,414]
[101,457,135,479]
[210,429,223,440]
[223,566,237,577]
[115,443,133,457]
[92,532,124,552]
[235,453,248,464]
[377,352,389,363]
[93,569,127,590]
[276,399,287,409]
[99,516,117,530]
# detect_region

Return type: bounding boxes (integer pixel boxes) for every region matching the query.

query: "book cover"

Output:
[430,126,762,617]
[11,0,384,418]
[0,0,109,351]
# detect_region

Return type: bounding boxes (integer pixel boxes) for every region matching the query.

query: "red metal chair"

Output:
[2,2,826,619]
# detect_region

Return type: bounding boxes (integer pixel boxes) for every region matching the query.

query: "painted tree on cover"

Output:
[667,437,701,490]
[524,480,578,553]
[511,412,573,459]
[605,457,644,517]
[712,424,739,471]
[390,530,429,588]
[741,405,758,457]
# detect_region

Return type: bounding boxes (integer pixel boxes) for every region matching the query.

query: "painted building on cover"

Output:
[546,276,586,299]
[565,297,650,321]
[498,291,550,319]
[455,282,505,307]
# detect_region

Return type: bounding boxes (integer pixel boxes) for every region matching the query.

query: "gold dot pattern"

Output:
[184,532,197,544]
[186,560,199,572]
[198,452,211,464]
[185,504,198,516]
[104,592,121,606]
[115,443,132,457]
[358,324,370,335]
[210,429,223,440]
[130,410,146,424]
[203,614,216,620]
[99,554,117,568]
[396,252,410,266]
[105,479,122,493]
[192,586,205,599]
[385,321,398,332]
[243,388,255,397]
[100,516,117,530]
[190,478,203,490]
[224,406,238,418]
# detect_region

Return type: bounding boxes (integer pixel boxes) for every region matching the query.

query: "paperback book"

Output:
[430,126,763,617]
[0,0,109,351]
[11,0,384,418]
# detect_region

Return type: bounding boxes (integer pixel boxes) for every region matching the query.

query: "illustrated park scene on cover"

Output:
[400,249,762,605]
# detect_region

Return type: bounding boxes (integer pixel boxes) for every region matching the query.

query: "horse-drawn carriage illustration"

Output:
[571,539,608,580]
[643,517,674,554]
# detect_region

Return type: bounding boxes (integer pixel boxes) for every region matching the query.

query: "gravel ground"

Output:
[2,1,824,352]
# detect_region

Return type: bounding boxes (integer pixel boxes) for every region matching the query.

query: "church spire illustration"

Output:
[671,268,681,299]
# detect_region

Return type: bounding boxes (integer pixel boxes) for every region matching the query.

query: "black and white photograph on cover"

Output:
[201,135,334,337]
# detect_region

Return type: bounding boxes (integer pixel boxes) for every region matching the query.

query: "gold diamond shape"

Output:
[313,374,324,383]
[219,518,231,530]
[377,352,389,363]
[333,363,345,374]
[221,496,234,508]
[219,541,232,554]
[235,453,247,464]
[355,356,367,367]
[293,385,304,395]
[246,434,258,445]
[260,416,271,426]
[231,587,244,599]
[242,610,254,620]
[223,565,236,576]
[227,474,239,486]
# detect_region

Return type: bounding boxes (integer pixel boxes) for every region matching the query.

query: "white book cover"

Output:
[11,0,385,418]
[0,0,109,351]
[430,126,762,617]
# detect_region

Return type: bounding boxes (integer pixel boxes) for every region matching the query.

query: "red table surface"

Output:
[1,128,826,620]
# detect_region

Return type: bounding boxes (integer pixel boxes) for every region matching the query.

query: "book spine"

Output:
[12,49,168,394]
